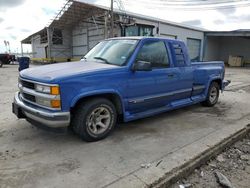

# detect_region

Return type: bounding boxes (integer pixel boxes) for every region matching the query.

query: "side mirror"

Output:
[80,57,87,61]
[132,61,152,71]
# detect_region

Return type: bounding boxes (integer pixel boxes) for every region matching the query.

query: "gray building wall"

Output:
[31,35,47,58]
[72,23,105,58]
[204,36,220,61]
[72,19,121,58]
[50,29,72,58]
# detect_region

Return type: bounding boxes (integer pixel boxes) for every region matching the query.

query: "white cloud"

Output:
[0,0,64,53]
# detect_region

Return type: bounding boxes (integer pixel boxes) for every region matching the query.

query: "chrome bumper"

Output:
[13,92,70,128]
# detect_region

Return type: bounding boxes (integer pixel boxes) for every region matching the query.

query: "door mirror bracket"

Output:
[132,61,152,71]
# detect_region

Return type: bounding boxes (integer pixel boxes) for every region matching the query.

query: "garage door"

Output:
[187,38,201,62]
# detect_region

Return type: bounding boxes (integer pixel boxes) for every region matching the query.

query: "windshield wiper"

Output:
[94,57,111,64]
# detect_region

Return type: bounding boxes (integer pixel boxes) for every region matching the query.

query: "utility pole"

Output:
[110,0,114,38]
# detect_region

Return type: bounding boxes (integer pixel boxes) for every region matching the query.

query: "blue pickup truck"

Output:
[13,37,230,141]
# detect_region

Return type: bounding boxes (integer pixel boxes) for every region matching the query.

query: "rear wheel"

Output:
[72,98,117,142]
[202,82,220,107]
[0,60,3,67]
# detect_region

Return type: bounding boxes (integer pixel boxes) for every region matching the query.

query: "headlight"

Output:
[35,84,61,109]
[35,84,60,95]
[36,97,52,107]
[35,84,50,93]
[36,97,61,109]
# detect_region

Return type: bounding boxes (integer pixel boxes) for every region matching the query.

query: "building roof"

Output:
[22,0,207,43]
[22,28,47,44]
[205,29,250,37]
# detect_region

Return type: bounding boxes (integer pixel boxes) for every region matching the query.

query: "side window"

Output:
[136,41,169,68]
[173,43,186,66]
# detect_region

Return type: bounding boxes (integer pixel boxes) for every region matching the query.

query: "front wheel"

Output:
[0,60,3,67]
[72,98,117,142]
[202,82,220,107]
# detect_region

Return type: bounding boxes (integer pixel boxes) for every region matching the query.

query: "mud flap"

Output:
[221,80,231,92]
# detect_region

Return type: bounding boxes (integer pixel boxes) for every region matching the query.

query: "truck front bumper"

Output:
[12,92,70,128]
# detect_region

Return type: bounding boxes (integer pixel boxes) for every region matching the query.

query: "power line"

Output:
[121,0,250,11]
[129,0,250,6]
[122,0,250,7]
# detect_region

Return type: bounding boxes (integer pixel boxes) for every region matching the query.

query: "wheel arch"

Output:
[205,77,222,96]
[70,91,124,118]
[211,78,222,90]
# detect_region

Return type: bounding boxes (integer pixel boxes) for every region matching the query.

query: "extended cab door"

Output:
[164,41,193,103]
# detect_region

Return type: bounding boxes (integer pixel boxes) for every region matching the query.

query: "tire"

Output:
[71,98,117,142]
[202,82,220,107]
[0,60,3,67]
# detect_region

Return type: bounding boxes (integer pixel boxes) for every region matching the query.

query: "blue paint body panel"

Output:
[20,37,228,122]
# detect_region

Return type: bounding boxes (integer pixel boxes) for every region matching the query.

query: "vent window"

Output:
[173,44,185,66]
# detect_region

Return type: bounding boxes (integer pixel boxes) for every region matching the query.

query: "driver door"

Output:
[127,40,175,114]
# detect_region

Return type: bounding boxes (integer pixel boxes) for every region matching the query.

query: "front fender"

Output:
[70,89,124,109]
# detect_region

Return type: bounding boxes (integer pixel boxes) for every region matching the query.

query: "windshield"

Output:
[84,39,138,66]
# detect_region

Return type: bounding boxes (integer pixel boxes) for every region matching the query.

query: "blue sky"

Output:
[0,0,250,53]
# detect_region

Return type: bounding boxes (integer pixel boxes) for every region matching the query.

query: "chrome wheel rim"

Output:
[209,86,218,103]
[86,106,111,135]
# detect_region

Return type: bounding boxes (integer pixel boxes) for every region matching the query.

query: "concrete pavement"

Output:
[0,65,250,188]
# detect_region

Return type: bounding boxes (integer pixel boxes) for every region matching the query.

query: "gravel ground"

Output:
[171,132,250,188]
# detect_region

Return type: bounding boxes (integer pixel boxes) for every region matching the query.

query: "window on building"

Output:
[125,25,153,37]
[187,38,201,62]
[52,28,63,45]
[136,41,169,68]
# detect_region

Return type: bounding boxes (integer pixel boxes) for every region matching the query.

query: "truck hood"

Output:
[20,61,119,83]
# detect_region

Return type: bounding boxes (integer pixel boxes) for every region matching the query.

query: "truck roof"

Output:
[107,36,180,42]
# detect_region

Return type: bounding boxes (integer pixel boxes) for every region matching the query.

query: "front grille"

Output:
[20,79,35,89]
[22,93,36,102]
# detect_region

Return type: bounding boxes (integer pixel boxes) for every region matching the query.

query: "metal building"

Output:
[21,0,205,63]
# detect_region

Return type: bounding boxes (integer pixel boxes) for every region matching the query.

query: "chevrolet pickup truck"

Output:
[13,37,230,141]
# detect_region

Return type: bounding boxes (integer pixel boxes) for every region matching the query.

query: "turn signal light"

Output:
[51,86,60,95]
[51,99,61,108]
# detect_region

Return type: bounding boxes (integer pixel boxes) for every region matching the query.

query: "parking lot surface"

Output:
[0,65,250,188]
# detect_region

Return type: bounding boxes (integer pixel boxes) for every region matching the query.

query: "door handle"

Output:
[167,74,174,78]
